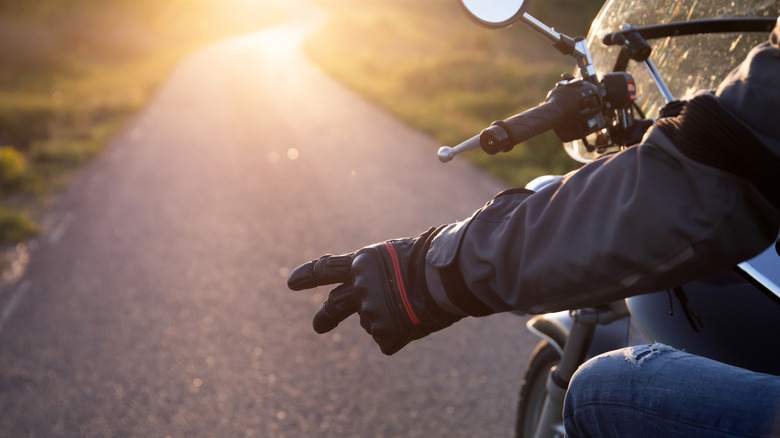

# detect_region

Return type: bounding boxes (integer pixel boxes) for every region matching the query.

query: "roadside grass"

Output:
[0,0,285,245]
[305,0,601,187]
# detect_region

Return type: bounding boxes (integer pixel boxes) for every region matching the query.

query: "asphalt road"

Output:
[0,4,539,437]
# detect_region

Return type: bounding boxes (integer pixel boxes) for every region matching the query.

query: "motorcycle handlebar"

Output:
[479,100,564,154]
[437,78,604,162]
[436,101,563,163]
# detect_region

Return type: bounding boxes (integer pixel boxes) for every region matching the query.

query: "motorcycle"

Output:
[437,0,780,437]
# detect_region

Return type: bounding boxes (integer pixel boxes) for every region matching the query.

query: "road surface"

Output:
[0,3,539,437]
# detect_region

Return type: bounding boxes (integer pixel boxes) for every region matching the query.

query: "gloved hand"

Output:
[287,227,462,355]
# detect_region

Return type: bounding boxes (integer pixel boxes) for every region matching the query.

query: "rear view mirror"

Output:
[458,0,528,28]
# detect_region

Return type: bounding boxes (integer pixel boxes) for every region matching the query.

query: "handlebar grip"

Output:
[479,100,564,154]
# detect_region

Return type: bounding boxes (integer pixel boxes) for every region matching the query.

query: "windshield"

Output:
[565,0,779,162]
[589,0,779,117]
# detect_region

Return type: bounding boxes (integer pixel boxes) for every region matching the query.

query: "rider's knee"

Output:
[563,343,677,436]
[567,343,676,396]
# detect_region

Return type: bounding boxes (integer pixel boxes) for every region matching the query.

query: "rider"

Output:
[289,17,780,437]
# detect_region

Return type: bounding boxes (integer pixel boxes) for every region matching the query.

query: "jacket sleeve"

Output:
[424,23,780,316]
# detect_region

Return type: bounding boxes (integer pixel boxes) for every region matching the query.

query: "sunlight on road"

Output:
[267,148,299,163]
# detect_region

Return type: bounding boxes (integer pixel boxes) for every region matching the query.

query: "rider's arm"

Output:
[425,26,780,316]
[289,22,780,355]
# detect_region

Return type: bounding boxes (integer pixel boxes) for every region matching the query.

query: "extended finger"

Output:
[287,254,353,290]
[313,283,358,334]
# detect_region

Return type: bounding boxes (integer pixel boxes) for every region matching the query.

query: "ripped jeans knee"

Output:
[623,342,676,366]
[565,343,678,393]
[563,343,679,408]
[562,344,780,438]
[562,343,680,434]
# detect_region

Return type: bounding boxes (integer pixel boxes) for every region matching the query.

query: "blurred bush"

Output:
[0,207,38,245]
[0,146,32,191]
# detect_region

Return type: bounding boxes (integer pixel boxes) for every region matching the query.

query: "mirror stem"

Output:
[644,58,674,103]
[520,13,597,80]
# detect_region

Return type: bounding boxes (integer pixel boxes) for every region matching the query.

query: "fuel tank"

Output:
[626,240,780,376]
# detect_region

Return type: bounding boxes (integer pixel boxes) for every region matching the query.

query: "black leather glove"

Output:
[287,227,461,355]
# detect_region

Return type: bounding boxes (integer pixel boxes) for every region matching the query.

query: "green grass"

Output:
[305,0,602,186]
[0,0,285,245]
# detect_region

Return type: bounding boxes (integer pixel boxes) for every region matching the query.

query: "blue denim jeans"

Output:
[563,344,780,437]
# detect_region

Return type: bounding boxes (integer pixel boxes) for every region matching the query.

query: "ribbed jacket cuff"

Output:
[656,94,780,208]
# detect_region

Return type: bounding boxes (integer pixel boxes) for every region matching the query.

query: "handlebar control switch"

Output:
[602,72,637,110]
[549,79,607,142]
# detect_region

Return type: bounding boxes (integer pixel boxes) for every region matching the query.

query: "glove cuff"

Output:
[437,261,496,317]
[424,251,496,318]
[410,226,465,322]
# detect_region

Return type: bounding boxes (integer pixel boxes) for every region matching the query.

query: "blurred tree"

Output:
[528,0,605,35]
